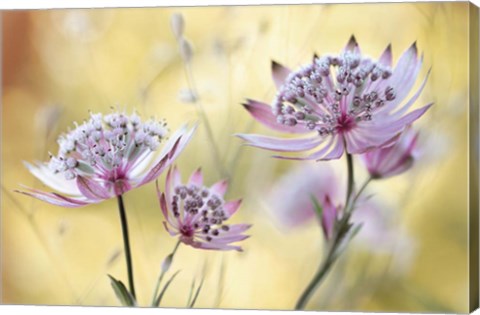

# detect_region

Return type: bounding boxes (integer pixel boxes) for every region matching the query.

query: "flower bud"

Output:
[320,195,339,240]
[361,127,419,179]
[170,13,184,39]
[161,253,174,273]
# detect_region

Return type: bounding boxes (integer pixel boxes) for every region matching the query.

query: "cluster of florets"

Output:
[272,51,397,136]
[172,183,230,242]
[48,112,168,180]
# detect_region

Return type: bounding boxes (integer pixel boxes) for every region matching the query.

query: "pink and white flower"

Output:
[238,36,432,160]
[17,111,196,207]
[361,126,419,179]
[158,167,251,252]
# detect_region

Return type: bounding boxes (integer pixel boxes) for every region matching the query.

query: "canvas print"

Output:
[1,2,479,313]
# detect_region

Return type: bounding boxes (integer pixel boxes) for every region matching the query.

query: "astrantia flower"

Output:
[17,111,196,207]
[361,126,419,179]
[158,167,251,251]
[268,163,340,228]
[268,163,414,256]
[238,36,432,160]
[268,163,341,240]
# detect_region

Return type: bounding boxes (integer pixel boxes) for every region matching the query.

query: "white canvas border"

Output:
[1,1,478,315]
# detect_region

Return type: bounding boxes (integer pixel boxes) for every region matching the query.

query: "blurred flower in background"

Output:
[268,162,415,261]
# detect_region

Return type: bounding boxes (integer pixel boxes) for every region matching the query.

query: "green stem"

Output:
[117,195,136,299]
[151,240,181,305]
[295,153,356,310]
[295,243,337,310]
[345,153,354,208]
[347,177,372,215]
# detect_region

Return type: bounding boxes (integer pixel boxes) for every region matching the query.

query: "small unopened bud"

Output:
[161,253,174,273]
[170,13,184,39]
[179,38,194,63]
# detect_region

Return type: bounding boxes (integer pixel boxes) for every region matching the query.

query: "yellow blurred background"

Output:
[0,2,473,312]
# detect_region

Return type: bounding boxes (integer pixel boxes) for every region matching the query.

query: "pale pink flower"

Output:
[268,164,413,255]
[361,127,419,179]
[158,167,251,251]
[238,36,432,160]
[268,163,340,228]
[17,111,196,207]
[268,163,342,240]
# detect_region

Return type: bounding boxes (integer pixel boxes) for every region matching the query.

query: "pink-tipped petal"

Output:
[272,135,336,161]
[224,199,242,217]
[225,223,252,234]
[24,162,81,196]
[387,42,418,93]
[242,99,308,134]
[193,241,243,252]
[344,35,361,54]
[390,69,431,117]
[15,188,92,208]
[271,61,291,89]
[211,234,250,244]
[378,44,392,67]
[156,181,169,219]
[171,166,182,188]
[211,179,228,196]
[188,168,203,186]
[139,124,196,186]
[381,103,433,133]
[237,133,325,152]
[165,167,173,202]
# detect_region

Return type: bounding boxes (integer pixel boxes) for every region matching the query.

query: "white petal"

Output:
[24,161,81,196]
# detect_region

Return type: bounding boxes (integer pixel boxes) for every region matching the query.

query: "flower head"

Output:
[361,126,419,179]
[17,111,196,207]
[238,36,431,160]
[158,167,251,251]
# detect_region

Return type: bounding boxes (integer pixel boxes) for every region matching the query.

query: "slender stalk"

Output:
[295,243,337,310]
[116,195,136,299]
[151,240,181,305]
[183,62,229,179]
[345,153,354,207]
[295,153,358,310]
[347,177,372,214]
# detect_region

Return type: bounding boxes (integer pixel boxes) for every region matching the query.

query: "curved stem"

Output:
[295,243,337,310]
[347,177,372,214]
[117,195,136,299]
[295,153,356,310]
[183,61,229,179]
